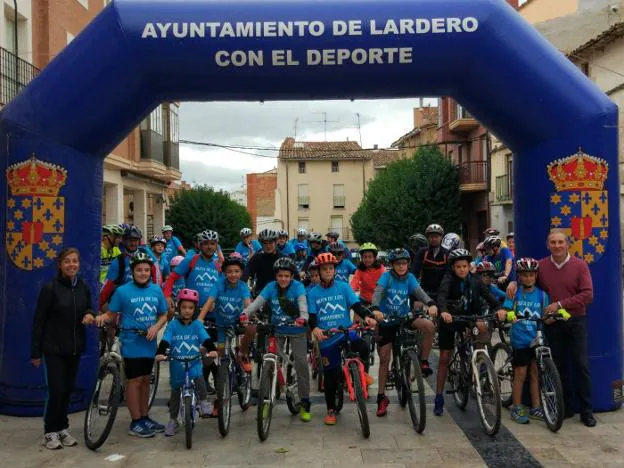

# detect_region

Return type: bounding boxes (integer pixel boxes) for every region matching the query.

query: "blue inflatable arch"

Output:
[0,0,621,414]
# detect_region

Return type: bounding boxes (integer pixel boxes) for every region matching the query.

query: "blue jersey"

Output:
[290,238,308,248]
[503,287,549,349]
[106,254,132,285]
[260,280,307,335]
[208,277,251,328]
[109,282,168,358]
[164,236,184,261]
[277,242,296,257]
[171,276,186,300]
[377,271,419,318]
[235,240,262,263]
[162,319,210,388]
[308,280,359,333]
[489,284,507,302]
[486,247,515,281]
[174,255,221,305]
[335,259,356,283]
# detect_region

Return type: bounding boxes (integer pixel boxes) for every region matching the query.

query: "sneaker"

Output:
[164,419,178,437]
[323,410,337,425]
[511,405,529,424]
[364,373,375,386]
[58,429,78,447]
[142,417,165,433]
[299,400,312,422]
[376,396,389,417]
[420,360,433,378]
[529,407,544,421]
[128,420,155,438]
[433,394,444,416]
[200,400,213,418]
[42,432,63,450]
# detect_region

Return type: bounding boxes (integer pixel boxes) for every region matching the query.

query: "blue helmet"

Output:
[294,242,307,253]
[388,248,410,263]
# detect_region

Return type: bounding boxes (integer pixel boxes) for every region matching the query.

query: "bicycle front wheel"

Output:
[474,354,501,436]
[84,363,121,451]
[349,361,370,438]
[285,359,300,415]
[184,394,193,449]
[540,356,564,432]
[449,353,469,410]
[148,360,160,409]
[237,369,251,411]
[257,360,275,442]
[217,365,232,437]
[491,342,513,408]
[403,350,426,434]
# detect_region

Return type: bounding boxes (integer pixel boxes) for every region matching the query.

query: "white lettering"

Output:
[156,22,172,37]
[415,19,430,33]
[463,17,479,32]
[370,19,383,35]
[333,20,348,36]
[447,17,462,33]
[306,47,412,65]
[309,21,325,36]
[431,18,445,33]
[272,49,286,66]
[214,50,264,67]
[399,18,415,34]
[173,22,188,38]
[141,23,157,39]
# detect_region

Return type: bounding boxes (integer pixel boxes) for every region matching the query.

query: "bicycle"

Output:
[324,325,370,438]
[84,326,154,450]
[490,321,513,408]
[256,316,303,442]
[216,324,252,437]
[382,312,427,434]
[491,312,567,432]
[446,314,501,436]
[309,338,325,392]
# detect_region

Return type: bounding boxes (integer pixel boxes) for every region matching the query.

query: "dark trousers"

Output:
[323,339,369,411]
[545,316,592,415]
[43,354,81,433]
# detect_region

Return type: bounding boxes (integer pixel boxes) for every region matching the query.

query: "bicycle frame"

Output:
[343,356,369,401]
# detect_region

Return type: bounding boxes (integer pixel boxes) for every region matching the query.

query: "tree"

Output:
[166,185,252,249]
[351,146,461,249]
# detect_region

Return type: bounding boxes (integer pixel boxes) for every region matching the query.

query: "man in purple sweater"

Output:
[507,229,595,427]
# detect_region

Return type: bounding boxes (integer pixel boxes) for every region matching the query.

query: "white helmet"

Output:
[240,227,252,238]
[258,229,279,242]
[296,227,308,236]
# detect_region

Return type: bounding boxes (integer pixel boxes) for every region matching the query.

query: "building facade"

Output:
[1,0,181,238]
[391,106,439,159]
[247,169,279,232]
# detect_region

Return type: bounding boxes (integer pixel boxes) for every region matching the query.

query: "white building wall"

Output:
[1,0,32,62]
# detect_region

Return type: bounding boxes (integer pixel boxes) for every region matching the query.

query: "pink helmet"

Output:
[177,288,199,303]
[170,255,184,268]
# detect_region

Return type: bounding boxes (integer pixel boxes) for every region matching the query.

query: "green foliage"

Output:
[351,146,461,249]
[166,185,252,249]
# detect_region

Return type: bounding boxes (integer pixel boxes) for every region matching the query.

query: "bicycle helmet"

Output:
[425,224,445,236]
[119,223,130,231]
[388,248,410,263]
[476,242,485,252]
[359,242,378,255]
[448,248,472,265]
[130,251,154,269]
[278,229,289,238]
[308,231,323,243]
[258,228,278,242]
[222,252,245,271]
[315,252,338,266]
[103,224,124,237]
[506,232,515,240]
[308,259,321,270]
[198,230,219,243]
[409,234,428,251]
[123,225,143,240]
[516,257,539,273]
[294,242,308,253]
[150,235,167,246]
[441,232,461,251]
[161,225,174,233]
[170,255,184,268]
[483,235,502,250]
[296,227,308,237]
[326,231,340,239]
[240,227,253,238]
[177,288,199,304]
[476,261,496,274]
[273,256,297,274]
[484,227,500,237]
[328,242,344,254]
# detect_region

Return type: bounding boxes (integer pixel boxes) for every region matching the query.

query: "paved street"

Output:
[1,352,623,468]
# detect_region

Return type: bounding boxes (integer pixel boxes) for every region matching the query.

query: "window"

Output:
[297,217,309,231]
[298,161,306,174]
[481,136,488,160]
[456,102,472,120]
[5,17,16,54]
[150,105,163,135]
[331,161,339,173]
[297,184,309,209]
[333,184,345,208]
[164,103,179,143]
[330,216,344,239]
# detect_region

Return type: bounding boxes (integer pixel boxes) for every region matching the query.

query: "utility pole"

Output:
[355,113,363,147]
[309,112,339,141]
[294,117,299,139]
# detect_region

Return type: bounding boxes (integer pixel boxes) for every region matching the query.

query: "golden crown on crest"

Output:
[6,154,68,197]
[546,147,608,192]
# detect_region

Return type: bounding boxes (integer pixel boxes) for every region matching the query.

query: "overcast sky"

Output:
[179,98,436,192]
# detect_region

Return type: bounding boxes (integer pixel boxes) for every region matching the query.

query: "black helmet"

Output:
[123,225,143,240]
[273,257,297,274]
[388,248,410,263]
[328,242,344,254]
[326,231,340,239]
[307,232,323,243]
[448,248,472,266]
[483,236,502,250]
[409,233,429,251]
[222,253,245,271]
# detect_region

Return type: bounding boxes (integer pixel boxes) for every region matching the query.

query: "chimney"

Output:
[373,144,379,150]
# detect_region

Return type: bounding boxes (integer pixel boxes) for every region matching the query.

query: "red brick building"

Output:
[247,169,278,232]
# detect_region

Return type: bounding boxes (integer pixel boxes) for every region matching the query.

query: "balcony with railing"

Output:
[0,47,39,107]
[458,161,488,192]
[333,195,345,208]
[449,104,479,134]
[495,174,512,203]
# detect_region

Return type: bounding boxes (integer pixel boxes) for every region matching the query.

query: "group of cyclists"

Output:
[97,220,553,438]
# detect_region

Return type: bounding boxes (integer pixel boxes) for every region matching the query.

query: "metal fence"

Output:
[0,47,39,106]
[495,174,512,202]
[458,160,487,186]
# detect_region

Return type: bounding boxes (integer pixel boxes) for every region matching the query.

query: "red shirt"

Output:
[350,266,385,303]
[537,255,593,317]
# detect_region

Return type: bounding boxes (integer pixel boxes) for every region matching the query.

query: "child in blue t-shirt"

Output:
[475,261,506,304]
[242,257,312,422]
[96,253,169,438]
[307,253,382,426]
[156,288,217,436]
[497,257,549,425]
[371,248,437,417]
[329,243,356,283]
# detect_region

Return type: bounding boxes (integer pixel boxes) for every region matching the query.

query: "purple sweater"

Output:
[537,256,593,317]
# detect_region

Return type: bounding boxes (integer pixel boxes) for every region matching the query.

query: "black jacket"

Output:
[411,246,449,297]
[242,251,283,295]
[437,271,499,316]
[31,275,94,358]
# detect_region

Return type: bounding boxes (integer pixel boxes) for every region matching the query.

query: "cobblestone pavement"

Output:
[0,351,622,468]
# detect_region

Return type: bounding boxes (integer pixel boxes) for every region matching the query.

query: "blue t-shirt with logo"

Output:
[308,280,359,348]
[162,319,210,388]
[486,247,515,281]
[335,259,356,283]
[208,277,251,328]
[164,236,183,262]
[277,242,296,257]
[105,254,132,285]
[503,286,549,349]
[235,240,263,263]
[174,254,221,306]
[260,280,307,335]
[109,282,168,358]
[377,271,419,319]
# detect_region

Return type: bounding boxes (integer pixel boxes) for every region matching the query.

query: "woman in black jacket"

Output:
[31,247,95,450]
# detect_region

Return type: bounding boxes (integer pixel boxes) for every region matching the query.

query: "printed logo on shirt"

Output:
[172,340,200,355]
